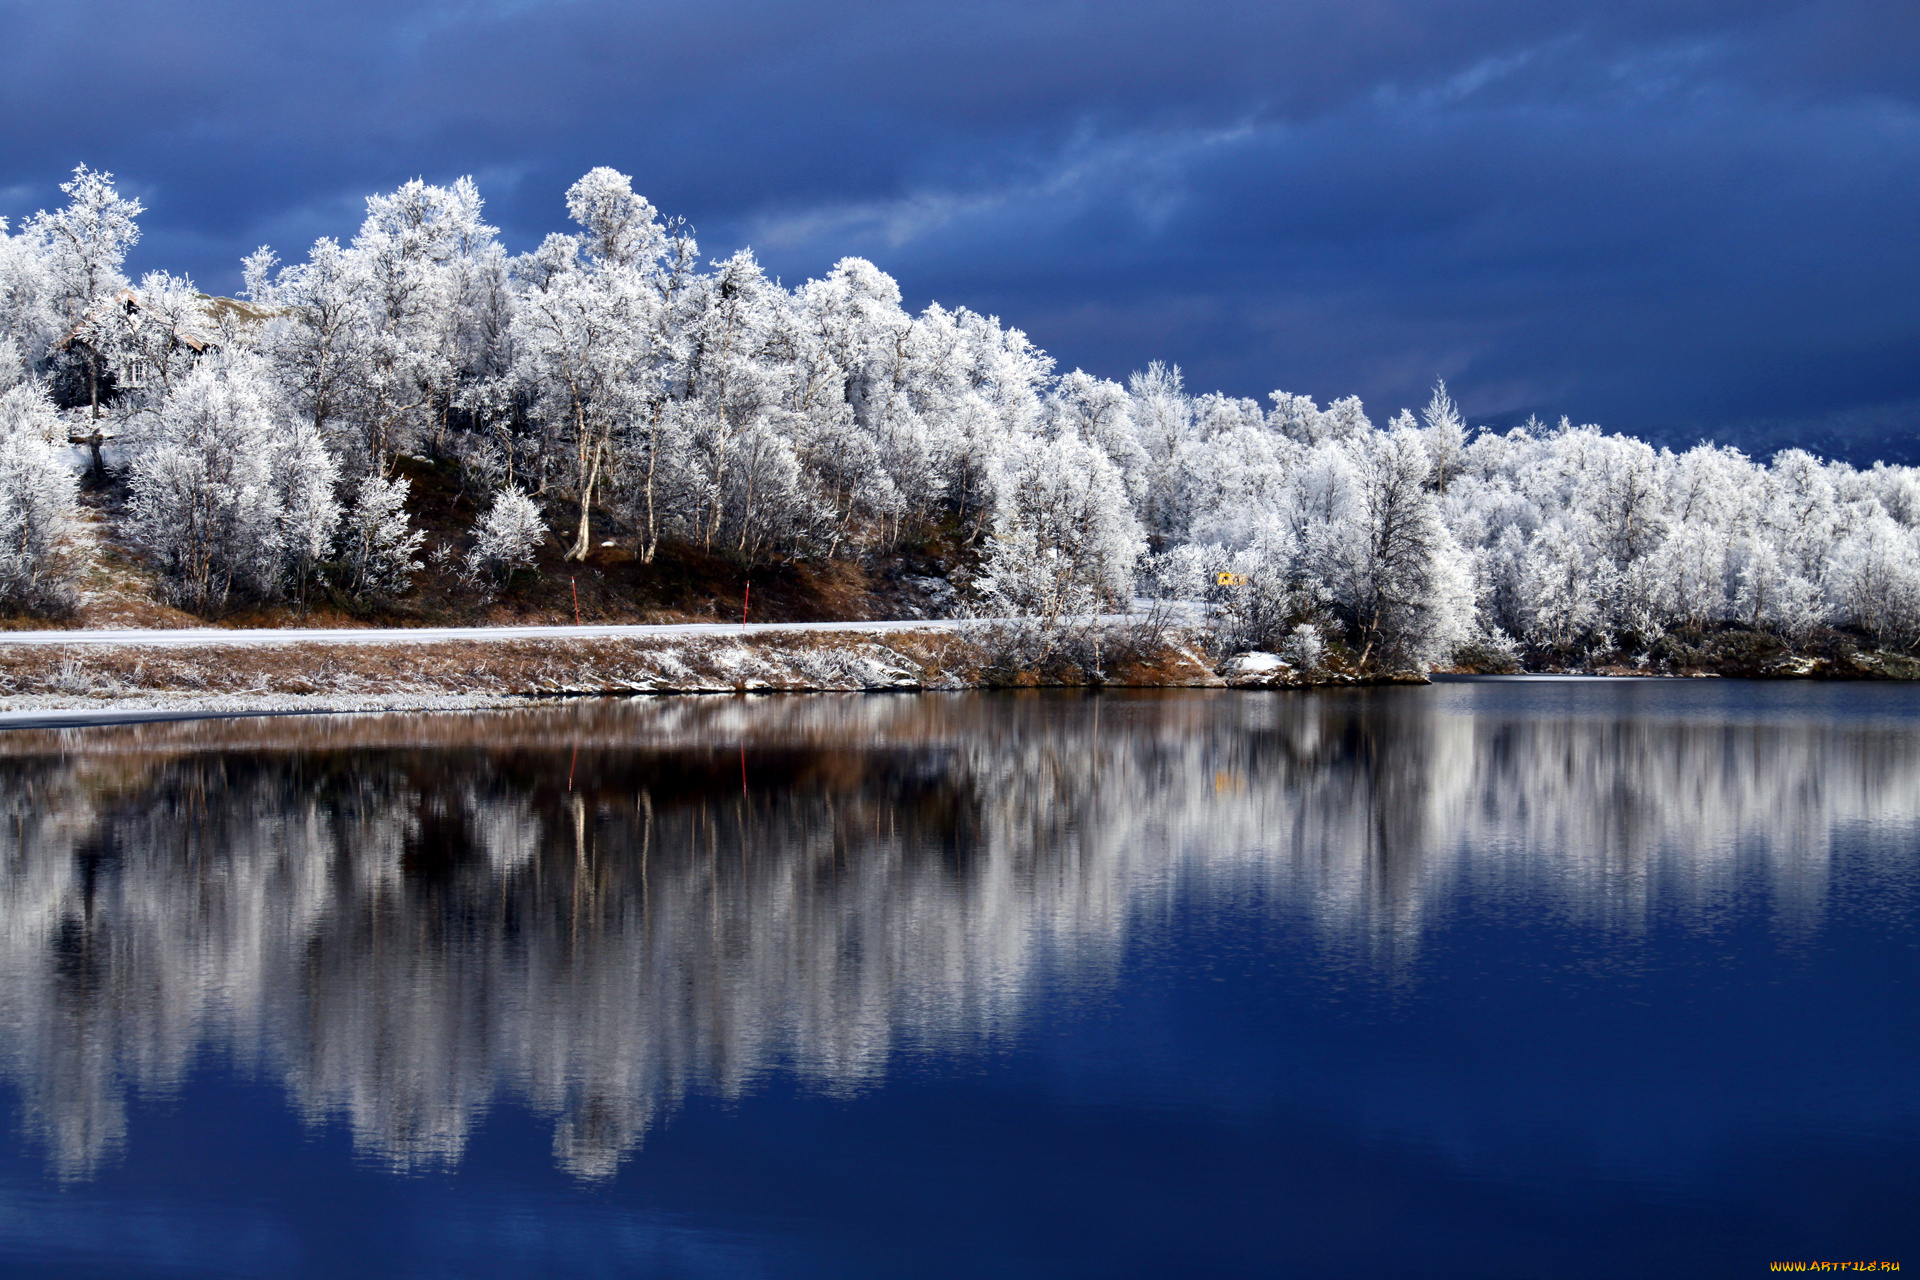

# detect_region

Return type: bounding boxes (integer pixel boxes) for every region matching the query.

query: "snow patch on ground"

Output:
[1221,651,1293,687]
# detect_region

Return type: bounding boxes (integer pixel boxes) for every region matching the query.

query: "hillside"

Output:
[18,454,971,633]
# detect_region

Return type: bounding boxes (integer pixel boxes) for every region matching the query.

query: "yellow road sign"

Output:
[1215,572,1247,587]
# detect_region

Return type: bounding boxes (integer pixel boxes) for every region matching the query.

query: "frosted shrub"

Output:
[1282,623,1325,672]
[466,488,546,589]
[1450,626,1521,673]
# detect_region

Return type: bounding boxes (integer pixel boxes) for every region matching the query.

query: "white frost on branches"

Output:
[0,162,1916,667]
[466,488,546,588]
[0,385,81,612]
[977,431,1143,626]
[127,355,321,611]
[340,472,424,601]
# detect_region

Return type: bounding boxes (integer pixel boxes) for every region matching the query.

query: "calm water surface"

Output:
[0,683,1915,1277]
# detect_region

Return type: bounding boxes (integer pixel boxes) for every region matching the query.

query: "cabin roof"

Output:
[54,288,279,355]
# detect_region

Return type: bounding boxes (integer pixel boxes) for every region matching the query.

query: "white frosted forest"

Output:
[4,165,1920,669]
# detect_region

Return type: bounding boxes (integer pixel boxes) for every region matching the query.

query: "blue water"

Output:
[0,684,1914,1277]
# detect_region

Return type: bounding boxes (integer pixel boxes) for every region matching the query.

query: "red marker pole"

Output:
[742,581,750,632]
[571,575,581,626]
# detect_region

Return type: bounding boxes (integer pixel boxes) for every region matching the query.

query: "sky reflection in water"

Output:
[0,684,1915,1277]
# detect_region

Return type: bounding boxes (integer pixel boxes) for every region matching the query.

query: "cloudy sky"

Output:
[3,0,1916,459]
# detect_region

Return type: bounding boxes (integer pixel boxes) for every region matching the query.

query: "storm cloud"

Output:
[3,0,1915,457]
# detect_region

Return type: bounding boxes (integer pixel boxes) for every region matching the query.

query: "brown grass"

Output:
[0,624,1227,703]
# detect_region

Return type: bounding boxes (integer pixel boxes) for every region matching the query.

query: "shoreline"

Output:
[0,623,1913,725]
[0,625,1221,718]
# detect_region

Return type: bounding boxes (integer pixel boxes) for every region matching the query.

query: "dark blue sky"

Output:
[3,0,1916,459]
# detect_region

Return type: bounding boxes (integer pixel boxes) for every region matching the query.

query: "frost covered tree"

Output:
[255,236,367,446]
[339,472,424,601]
[251,178,507,472]
[1128,361,1192,547]
[1419,381,1468,494]
[506,168,703,563]
[349,178,494,464]
[1329,426,1471,668]
[978,432,1143,625]
[512,239,646,558]
[1829,514,1920,649]
[270,420,341,608]
[26,166,143,425]
[128,356,292,610]
[1051,369,1149,511]
[679,250,789,554]
[0,218,56,388]
[0,385,82,613]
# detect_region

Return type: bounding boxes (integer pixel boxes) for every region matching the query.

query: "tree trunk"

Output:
[566,441,606,562]
[640,403,664,564]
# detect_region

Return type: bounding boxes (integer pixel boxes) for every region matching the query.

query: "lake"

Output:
[0,683,1914,1277]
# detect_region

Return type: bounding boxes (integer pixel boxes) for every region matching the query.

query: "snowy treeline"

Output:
[1153,385,1920,666]
[3,164,1919,664]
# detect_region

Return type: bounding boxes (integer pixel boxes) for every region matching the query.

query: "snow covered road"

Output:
[0,619,977,648]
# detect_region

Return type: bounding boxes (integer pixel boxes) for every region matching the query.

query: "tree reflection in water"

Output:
[0,687,1913,1182]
